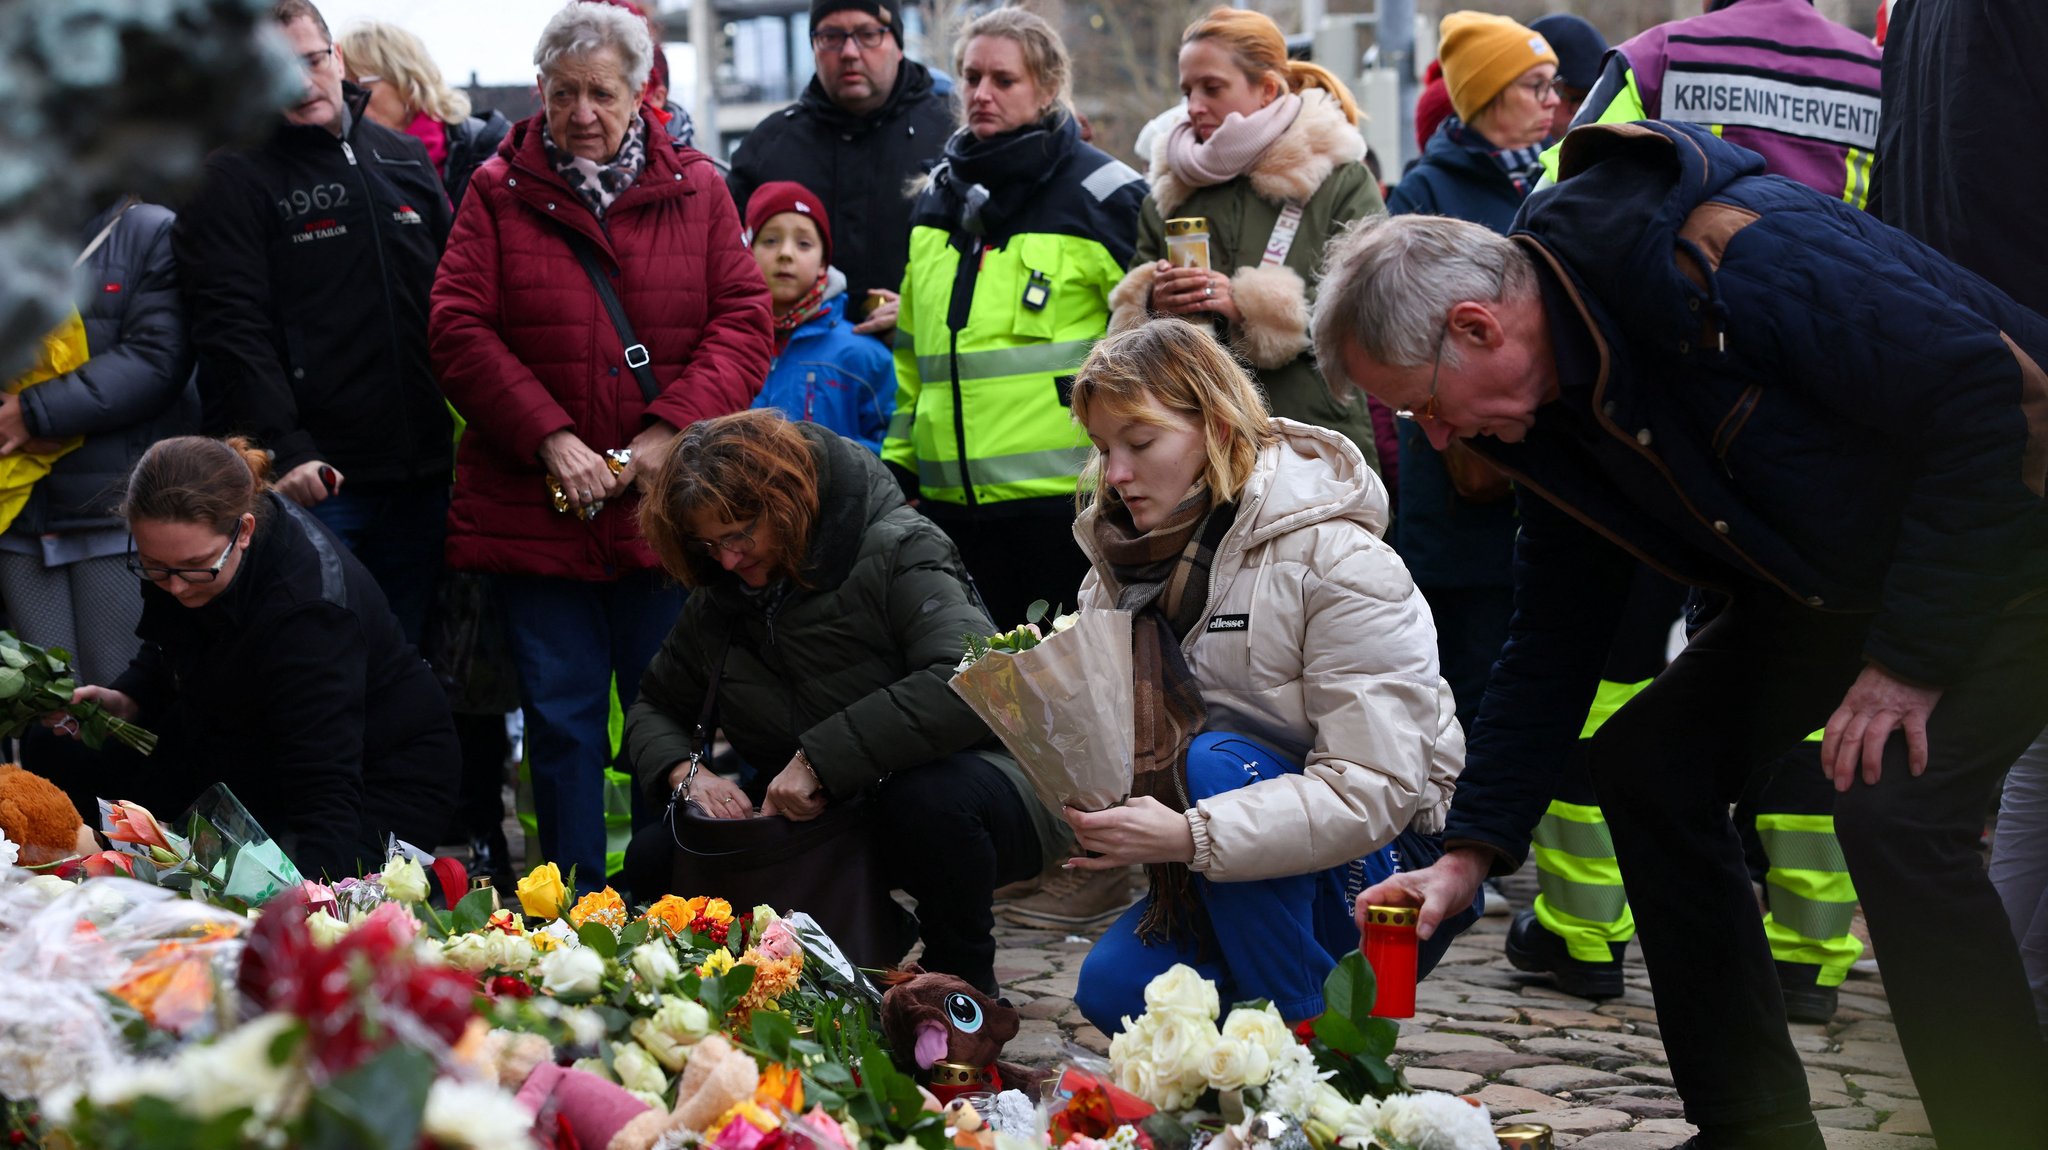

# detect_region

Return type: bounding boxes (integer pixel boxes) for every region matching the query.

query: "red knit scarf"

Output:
[772,274,832,355]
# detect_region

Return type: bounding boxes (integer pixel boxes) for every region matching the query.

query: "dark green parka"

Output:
[626,424,1064,861]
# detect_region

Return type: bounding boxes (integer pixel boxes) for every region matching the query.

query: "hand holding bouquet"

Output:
[951,601,1135,814]
[0,632,157,753]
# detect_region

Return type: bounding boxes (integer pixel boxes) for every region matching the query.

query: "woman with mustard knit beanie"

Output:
[1382,12,1558,746]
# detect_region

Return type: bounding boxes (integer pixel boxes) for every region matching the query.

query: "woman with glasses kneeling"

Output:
[621,410,1059,995]
[51,436,458,879]
[1064,318,1476,1030]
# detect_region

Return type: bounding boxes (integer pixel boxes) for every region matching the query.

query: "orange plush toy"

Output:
[0,763,97,865]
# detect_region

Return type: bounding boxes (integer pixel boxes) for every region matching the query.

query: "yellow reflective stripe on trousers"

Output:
[915,339,1097,384]
[1758,812,1863,983]
[1532,800,1633,962]
[1579,678,1653,739]
[916,445,1092,490]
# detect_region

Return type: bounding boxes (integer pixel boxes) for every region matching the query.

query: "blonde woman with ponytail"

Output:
[1109,6,1385,474]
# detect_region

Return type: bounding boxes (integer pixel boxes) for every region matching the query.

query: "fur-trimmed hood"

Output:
[1146,88,1365,217]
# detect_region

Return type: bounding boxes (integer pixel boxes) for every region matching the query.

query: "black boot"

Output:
[1775,960,1839,1025]
[1504,909,1627,999]
[1678,1113,1825,1149]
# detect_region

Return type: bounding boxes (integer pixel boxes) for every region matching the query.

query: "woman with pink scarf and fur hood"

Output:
[1109,7,1384,474]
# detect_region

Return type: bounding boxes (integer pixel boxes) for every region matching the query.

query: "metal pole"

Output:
[690,0,721,158]
[1378,0,1416,170]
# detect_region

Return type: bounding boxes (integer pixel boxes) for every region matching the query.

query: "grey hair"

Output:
[534,2,654,93]
[1311,214,1538,398]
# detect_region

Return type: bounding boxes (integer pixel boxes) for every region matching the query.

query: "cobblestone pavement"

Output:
[987,873,1930,1150]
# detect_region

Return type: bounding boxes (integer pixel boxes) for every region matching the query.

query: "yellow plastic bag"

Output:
[0,312,88,533]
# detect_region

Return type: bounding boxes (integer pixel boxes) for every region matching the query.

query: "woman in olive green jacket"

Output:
[1109,7,1385,473]
[623,411,1061,993]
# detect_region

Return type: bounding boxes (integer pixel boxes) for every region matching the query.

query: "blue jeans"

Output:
[495,570,684,887]
[1076,732,1481,1031]
[311,479,450,646]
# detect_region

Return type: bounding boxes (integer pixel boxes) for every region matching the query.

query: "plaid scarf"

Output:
[772,272,832,356]
[1444,116,1545,199]
[1089,483,1234,946]
[542,114,648,219]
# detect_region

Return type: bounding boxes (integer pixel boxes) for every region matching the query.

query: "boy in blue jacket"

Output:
[746,182,894,453]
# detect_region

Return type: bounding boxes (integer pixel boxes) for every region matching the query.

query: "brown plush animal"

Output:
[0,763,95,865]
[879,966,1041,1101]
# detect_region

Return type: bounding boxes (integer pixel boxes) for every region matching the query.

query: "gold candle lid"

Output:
[1364,905,1419,927]
[1494,1122,1553,1149]
[929,1060,992,1087]
[1165,216,1210,235]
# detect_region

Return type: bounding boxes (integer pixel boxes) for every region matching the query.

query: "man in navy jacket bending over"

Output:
[1315,121,2048,1150]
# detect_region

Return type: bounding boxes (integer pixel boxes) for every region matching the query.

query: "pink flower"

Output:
[62,850,136,878]
[756,919,801,961]
[106,800,173,851]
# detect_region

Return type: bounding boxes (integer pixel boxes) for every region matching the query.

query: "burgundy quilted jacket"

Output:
[431,113,772,579]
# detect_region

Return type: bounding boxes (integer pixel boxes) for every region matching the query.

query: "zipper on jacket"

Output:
[341,137,420,479]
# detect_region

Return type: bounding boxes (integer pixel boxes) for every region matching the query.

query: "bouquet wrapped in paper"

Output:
[950,604,1135,813]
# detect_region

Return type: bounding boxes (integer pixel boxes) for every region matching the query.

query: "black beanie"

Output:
[811,0,903,45]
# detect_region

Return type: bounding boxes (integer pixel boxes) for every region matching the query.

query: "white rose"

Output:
[1051,612,1080,634]
[179,1013,300,1120]
[1199,1037,1259,1092]
[628,941,680,987]
[20,874,72,905]
[423,1077,539,1150]
[1141,964,1220,1021]
[1221,1004,1293,1064]
[1311,1082,1357,1128]
[378,856,430,904]
[1145,1012,1218,1088]
[612,1040,669,1097]
[444,934,492,973]
[538,944,606,999]
[305,910,351,948]
[562,1007,608,1047]
[631,995,712,1070]
[484,931,536,973]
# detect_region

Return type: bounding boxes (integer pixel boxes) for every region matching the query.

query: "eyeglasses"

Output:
[127,533,238,584]
[298,45,335,74]
[1514,75,1564,102]
[1394,318,1451,425]
[353,72,382,90]
[689,520,758,558]
[812,25,889,52]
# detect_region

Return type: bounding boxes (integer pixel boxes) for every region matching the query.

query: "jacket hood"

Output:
[1148,88,1364,217]
[798,57,939,131]
[1237,417,1389,546]
[1516,121,1766,301]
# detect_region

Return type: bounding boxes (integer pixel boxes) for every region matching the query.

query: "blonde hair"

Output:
[1069,318,1277,507]
[338,21,472,124]
[1183,7,1360,125]
[954,7,1072,118]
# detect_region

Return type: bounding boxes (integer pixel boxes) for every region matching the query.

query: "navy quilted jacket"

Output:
[1444,121,2048,869]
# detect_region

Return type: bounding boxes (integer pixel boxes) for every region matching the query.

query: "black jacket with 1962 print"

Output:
[173,85,453,483]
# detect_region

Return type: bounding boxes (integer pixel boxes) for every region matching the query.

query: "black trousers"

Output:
[1585,587,2048,1143]
[623,752,1041,993]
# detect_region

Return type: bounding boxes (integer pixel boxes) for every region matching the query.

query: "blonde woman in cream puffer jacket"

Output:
[1077,418,1463,882]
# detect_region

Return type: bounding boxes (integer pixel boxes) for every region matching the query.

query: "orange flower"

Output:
[734,951,804,1021]
[106,800,173,851]
[567,886,627,930]
[756,1063,805,1113]
[641,894,697,936]
[699,897,734,927]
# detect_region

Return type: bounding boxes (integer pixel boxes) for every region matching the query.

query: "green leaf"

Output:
[751,1008,800,1062]
[0,667,25,699]
[299,1044,432,1150]
[1322,950,1379,1030]
[578,920,620,958]
[1025,599,1049,624]
[620,919,652,951]
[1311,1012,1368,1056]
[809,1061,855,1087]
[451,887,497,934]
[0,645,28,670]
[1359,1017,1399,1060]
[699,964,757,1018]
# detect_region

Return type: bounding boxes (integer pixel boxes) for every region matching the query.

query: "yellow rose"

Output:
[516,863,568,920]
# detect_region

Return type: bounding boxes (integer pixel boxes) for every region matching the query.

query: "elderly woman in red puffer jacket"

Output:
[429,1,771,891]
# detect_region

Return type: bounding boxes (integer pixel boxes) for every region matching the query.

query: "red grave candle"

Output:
[1361,904,1419,1018]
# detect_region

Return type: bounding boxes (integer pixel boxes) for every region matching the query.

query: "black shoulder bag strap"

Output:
[664,637,731,844]
[564,230,663,405]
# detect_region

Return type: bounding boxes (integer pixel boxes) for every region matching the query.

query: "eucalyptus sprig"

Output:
[0,631,157,753]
